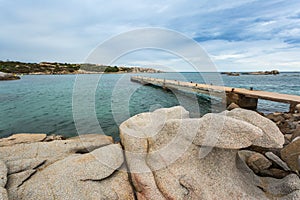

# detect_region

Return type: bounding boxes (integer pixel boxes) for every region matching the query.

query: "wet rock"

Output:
[246,152,272,173]
[226,102,240,111]
[0,133,47,147]
[265,152,291,171]
[281,139,300,172]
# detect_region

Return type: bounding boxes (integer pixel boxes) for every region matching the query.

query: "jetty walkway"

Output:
[131,76,300,112]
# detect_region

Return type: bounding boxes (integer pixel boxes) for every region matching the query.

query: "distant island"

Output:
[222,70,280,76]
[0,61,162,75]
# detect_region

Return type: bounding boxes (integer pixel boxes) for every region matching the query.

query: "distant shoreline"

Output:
[0,61,163,75]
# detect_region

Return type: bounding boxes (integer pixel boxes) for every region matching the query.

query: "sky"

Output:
[0,0,300,72]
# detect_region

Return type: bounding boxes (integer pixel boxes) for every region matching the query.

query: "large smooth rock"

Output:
[0,134,126,199]
[0,134,113,167]
[193,113,263,149]
[6,169,37,190]
[120,107,293,199]
[120,106,190,199]
[0,160,7,187]
[6,144,135,200]
[0,187,8,200]
[225,108,285,148]
[6,158,46,175]
[281,139,300,172]
[0,133,47,147]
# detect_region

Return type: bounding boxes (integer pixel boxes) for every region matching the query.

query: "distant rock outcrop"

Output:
[0,72,20,81]
[221,72,240,76]
[242,70,280,75]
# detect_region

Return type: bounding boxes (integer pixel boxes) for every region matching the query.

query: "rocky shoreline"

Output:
[0,61,162,75]
[0,72,20,81]
[1,106,300,199]
[222,70,280,76]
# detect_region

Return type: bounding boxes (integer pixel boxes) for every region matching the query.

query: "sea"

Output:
[0,72,299,140]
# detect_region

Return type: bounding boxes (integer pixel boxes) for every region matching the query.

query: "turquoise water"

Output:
[0,72,299,140]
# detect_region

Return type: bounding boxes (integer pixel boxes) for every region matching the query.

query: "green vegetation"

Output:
[105,66,119,72]
[0,61,80,74]
[0,60,161,74]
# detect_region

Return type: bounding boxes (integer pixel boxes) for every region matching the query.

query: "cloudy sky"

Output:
[0,0,300,71]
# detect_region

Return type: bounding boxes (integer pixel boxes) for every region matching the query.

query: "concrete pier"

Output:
[131,76,300,112]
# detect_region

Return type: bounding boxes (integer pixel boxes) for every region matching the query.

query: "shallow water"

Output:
[0,72,299,140]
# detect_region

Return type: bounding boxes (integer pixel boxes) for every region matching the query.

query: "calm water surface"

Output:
[0,72,299,140]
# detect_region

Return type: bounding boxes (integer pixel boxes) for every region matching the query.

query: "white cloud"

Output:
[0,0,300,71]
